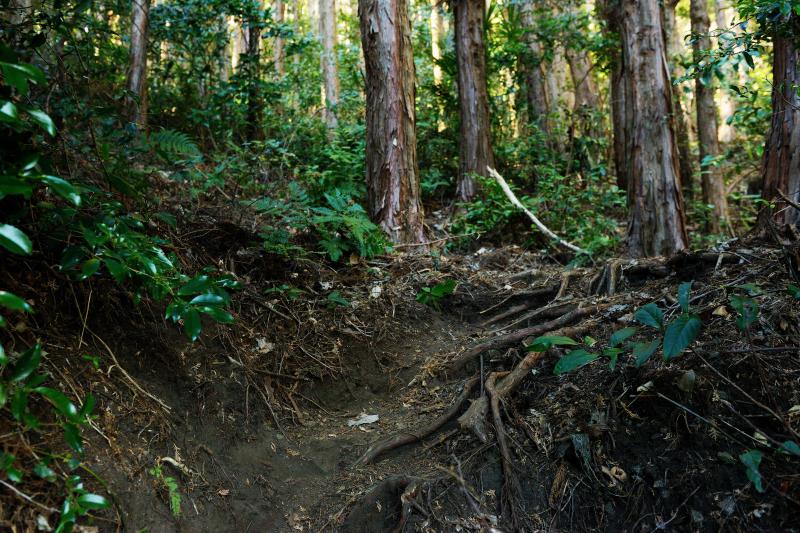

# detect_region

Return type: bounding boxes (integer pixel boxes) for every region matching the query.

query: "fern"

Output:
[148,128,201,160]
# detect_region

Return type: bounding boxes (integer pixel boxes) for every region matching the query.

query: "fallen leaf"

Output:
[347,413,379,427]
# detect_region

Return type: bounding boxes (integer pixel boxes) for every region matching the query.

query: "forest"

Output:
[1,0,799,530]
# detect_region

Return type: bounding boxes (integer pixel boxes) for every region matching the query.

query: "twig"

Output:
[695,351,800,440]
[488,167,588,255]
[355,377,479,465]
[448,304,608,372]
[1,478,59,513]
[87,328,172,412]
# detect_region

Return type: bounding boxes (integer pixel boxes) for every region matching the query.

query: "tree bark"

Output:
[453,0,495,201]
[565,48,597,111]
[431,2,444,87]
[601,0,628,190]
[519,0,552,134]
[761,31,800,226]
[714,0,736,143]
[274,0,286,76]
[126,0,150,129]
[320,0,339,131]
[662,0,694,199]
[617,0,688,257]
[358,0,427,244]
[690,0,729,233]
[245,8,263,140]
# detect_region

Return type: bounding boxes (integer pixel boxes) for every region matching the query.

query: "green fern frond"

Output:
[148,128,201,159]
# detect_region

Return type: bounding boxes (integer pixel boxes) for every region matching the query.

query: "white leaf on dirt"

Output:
[218,489,230,497]
[789,405,800,417]
[370,285,382,299]
[36,515,51,532]
[347,413,379,427]
[636,381,655,393]
[320,281,334,290]
[712,305,729,316]
[256,338,274,353]
[476,247,488,255]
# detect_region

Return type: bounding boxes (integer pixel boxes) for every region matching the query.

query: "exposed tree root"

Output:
[355,377,479,465]
[448,303,609,373]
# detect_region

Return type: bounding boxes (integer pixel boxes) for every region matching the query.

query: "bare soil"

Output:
[3,229,800,532]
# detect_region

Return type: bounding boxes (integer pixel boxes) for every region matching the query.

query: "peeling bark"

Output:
[690,0,729,232]
[127,0,150,129]
[615,0,688,256]
[454,0,494,201]
[320,0,339,130]
[359,0,427,244]
[761,32,800,226]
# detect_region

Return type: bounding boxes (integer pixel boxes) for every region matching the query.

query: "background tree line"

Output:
[3,0,798,259]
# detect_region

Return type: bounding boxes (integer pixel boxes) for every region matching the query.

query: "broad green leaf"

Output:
[34,387,79,422]
[780,440,800,457]
[77,493,110,510]
[743,51,755,69]
[678,282,692,312]
[526,335,579,353]
[79,258,101,280]
[0,100,19,121]
[0,382,6,409]
[79,393,96,418]
[787,284,800,299]
[9,344,41,382]
[604,347,622,370]
[634,303,663,329]
[729,295,758,331]
[198,306,233,324]
[183,308,201,341]
[26,108,56,136]
[553,349,598,375]
[190,293,225,306]
[63,422,83,454]
[178,275,211,295]
[0,291,32,312]
[40,175,80,206]
[103,258,127,283]
[0,223,33,255]
[0,176,36,198]
[0,343,6,364]
[663,314,702,360]
[33,462,57,481]
[632,339,660,367]
[609,327,637,348]
[739,450,764,493]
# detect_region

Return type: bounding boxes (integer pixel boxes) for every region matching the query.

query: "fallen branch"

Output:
[448,304,608,373]
[488,167,588,255]
[355,377,479,465]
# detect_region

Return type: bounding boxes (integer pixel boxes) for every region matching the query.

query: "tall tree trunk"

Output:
[714,0,736,143]
[453,0,494,201]
[430,3,444,87]
[320,0,339,131]
[517,2,547,132]
[662,0,694,199]
[274,0,286,76]
[615,0,688,256]
[565,48,597,110]
[430,3,446,131]
[358,0,426,244]
[245,8,263,139]
[690,0,729,232]
[127,0,150,129]
[601,0,628,190]
[761,32,800,226]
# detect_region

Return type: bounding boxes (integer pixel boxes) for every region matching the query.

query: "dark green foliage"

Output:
[416,279,458,310]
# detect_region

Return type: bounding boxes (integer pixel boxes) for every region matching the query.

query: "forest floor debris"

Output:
[2,212,799,531]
